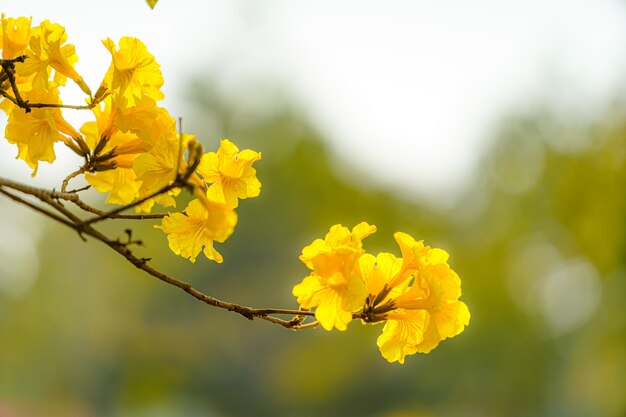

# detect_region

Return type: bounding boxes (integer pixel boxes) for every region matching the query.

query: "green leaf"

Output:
[146,0,158,9]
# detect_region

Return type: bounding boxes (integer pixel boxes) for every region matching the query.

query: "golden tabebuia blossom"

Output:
[393,263,470,354]
[133,132,187,213]
[102,37,164,109]
[361,243,469,363]
[389,231,450,288]
[197,139,262,208]
[115,96,175,148]
[376,309,428,364]
[4,87,80,175]
[293,226,470,363]
[1,14,32,59]
[358,252,403,302]
[17,20,89,94]
[85,169,140,205]
[292,222,376,331]
[157,198,237,263]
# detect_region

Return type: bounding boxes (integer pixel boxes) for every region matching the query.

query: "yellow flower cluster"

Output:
[0,16,261,263]
[293,223,470,363]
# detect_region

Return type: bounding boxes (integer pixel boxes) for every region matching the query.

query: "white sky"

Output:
[2,0,626,203]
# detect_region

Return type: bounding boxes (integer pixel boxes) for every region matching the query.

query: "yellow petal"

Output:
[377,310,428,363]
[85,168,139,205]
[292,274,327,309]
[315,290,354,331]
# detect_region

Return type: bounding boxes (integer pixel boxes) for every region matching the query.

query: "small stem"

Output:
[295,321,320,330]
[62,167,86,193]
[67,185,91,194]
[244,308,316,316]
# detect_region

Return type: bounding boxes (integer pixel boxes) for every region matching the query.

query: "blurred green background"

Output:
[1,76,625,416]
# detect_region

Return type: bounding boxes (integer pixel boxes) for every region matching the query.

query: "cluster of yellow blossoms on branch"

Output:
[0,15,470,363]
[0,14,261,263]
[293,223,470,363]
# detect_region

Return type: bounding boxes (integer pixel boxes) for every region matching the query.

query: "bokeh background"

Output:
[1,1,626,416]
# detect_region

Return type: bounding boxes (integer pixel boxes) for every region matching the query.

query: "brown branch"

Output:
[0,176,316,329]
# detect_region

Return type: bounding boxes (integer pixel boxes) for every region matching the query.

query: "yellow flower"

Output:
[85,169,140,205]
[358,252,403,302]
[393,263,470,354]
[89,99,179,210]
[115,96,175,148]
[133,131,188,213]
[292,222,376,331]
[102,37,164,109]
[4,86,80,175]
[17,20,89,94]
[1,14,32,59]
[157,198,237,263]
[376,310,428,364]
[299,222,375,272]
[356,233,470,363]
[196,139,261,208]
[389,231,450,288]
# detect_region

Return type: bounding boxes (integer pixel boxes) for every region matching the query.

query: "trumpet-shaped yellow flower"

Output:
[196,139,262,208]
[115,96,175,148]
[1,14,32,59]
[85,168,140,205]
[133,131,187,213]
[389,231,451,288]
[349,232,470,363]
[157,198,237,263]
[292,222,376,331]
[0,15,33,117]
[358,252,403,301]
[299,222,376,273]
[393,263,470,354]
[376,309,428,364]
[4,87,79,175]
[17,20,89,94]
[102,37,164,109]
[294,271,368,331]
[80,97,119,150]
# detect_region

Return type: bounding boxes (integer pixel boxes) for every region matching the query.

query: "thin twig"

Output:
[296,321,320,330]
[66,185,91,194]
[61,167,86,193]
